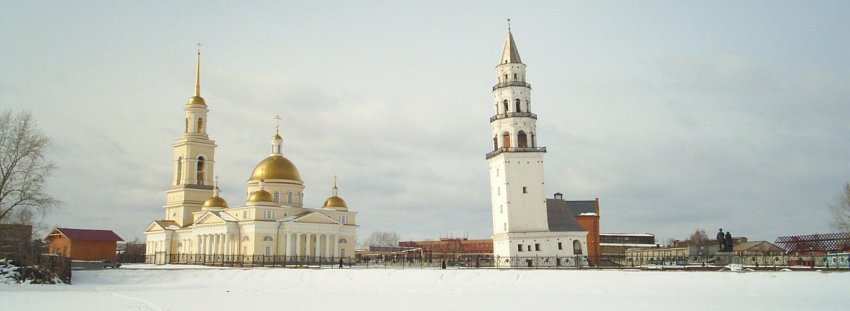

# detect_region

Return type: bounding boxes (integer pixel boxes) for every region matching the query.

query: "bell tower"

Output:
[164,45,217,227]
[487,25,549,258]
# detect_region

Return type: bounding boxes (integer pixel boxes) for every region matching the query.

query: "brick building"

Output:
[46,228,124,261]
[399,238,493,261]
[546,194,601,265]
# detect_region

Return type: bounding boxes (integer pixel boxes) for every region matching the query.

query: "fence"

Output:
[117,252,850,270]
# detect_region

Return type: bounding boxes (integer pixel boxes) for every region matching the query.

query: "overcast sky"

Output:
[2,1,849,244]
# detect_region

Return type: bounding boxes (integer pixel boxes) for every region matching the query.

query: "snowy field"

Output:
[1,264,847,311]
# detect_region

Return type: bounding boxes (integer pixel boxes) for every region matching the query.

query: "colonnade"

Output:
[197,233,231,255]
[283,232,344,259]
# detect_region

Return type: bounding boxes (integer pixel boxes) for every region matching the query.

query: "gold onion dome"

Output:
[272,133,282,140]
[323,196,348,209]
[203,196,228,208]
[250,155,302,182]
[247,189,274,203]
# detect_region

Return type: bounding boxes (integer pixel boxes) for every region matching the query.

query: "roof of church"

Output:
[500,30,522,64]
[545,200,587,232]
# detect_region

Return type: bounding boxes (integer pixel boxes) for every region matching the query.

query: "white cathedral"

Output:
[144,50,357,264]
[487,28,588,267]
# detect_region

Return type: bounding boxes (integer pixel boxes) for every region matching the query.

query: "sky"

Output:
[1,1,849,244]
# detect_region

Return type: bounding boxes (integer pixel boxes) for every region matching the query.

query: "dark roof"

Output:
[545,200,587,232]
[500,30,522,64]
[564,200,597,214]
[53,228,123,242]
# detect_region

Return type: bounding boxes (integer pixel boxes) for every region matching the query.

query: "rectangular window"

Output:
[517,244,523,252]
[522,186,527,194]
[265,246,271,256]
[535,243,540,251]
[558,242,563,250]
[528,245,532,251]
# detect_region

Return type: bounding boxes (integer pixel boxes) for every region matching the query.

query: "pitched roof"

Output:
[53,228,123,242]
[564,200,597,214]
[545,200,587,232]
[500,30,522,64]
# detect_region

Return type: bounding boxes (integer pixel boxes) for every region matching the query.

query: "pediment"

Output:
[144,220,178,233]
[194,211,227,225]
[291,212,340,225]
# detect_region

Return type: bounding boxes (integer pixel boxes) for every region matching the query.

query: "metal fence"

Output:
[118,252,850,270]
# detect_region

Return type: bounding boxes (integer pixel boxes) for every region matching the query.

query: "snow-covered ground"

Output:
[1,264,847,310]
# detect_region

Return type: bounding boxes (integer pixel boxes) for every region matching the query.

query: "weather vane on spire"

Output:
[507,18,511,31]
[333,175,338,196]
[196,42,202,55]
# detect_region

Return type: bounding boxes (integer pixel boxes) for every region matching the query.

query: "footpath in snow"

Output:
[1,264,847,311]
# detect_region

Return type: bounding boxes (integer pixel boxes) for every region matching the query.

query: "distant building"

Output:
[732,241,785,255]
[46,228,124,261]
[599,233,656,260]
[399,238,494,261]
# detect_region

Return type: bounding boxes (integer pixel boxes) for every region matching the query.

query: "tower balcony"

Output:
[492,81,532,91]
[490,112,537,123]
[485,147,547,160]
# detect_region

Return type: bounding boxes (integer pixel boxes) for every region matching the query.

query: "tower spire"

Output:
[194,42,202,97]
[187,42,207,106]
[271,114,283,155]
[500,23,522,64]
[213,175,220,197]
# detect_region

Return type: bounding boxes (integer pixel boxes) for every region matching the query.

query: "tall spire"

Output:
[187,42,207,106]
[194,42,201,97]
[500,20,522,64]
[271,114,283,154]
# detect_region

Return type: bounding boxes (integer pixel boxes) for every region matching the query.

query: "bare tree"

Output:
[364,231,400,247]
[0,110,58,224]
[830,183,850,233]
[688,229,709,247]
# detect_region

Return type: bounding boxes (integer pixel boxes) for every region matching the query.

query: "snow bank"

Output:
[1,265,847,310]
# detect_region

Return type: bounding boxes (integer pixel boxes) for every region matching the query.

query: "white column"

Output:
[305,234,312,259]
[294,233,301,258]
[225,234,230,256]
[325,234,331,259]
[332,235,339,257]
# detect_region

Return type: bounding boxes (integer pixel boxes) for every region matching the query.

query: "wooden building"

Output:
[46,228,123,261]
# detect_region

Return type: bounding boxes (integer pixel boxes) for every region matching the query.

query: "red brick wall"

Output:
[576,215,600,265]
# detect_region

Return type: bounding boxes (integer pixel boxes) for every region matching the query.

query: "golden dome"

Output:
[272,133,282,141]
[249,155,302,182]
[247,189,273,203]
[203,196,228,208]
[323,196,348,209]
[187,96,207,106]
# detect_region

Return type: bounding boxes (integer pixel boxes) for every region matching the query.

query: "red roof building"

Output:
[46,228,124,261]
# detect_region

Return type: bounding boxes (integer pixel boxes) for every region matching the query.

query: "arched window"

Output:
[502,132,511,149]
[530,133,536,147]
[176,157,183,185]
[517,131,528,148]
[493,136,498,150]
[338,238,348,244]
[197,118,204,133]
[263,236,274,242]
[503,74,508,81]
[526,99,531,112]
[573,240,583,255]
[196,156,205,185]
[273,191,280,203]
[503,100,509,113]
[287,192,293,203]
[513,73,517,80]
[242,236,250,242]
[515,99,521,112]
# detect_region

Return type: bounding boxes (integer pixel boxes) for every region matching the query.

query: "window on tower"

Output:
[515,99,521,112]
[287,192,293,203]
[517,131,528,148]
[184,118,189,132]
[502,100,509,114]
[502,132,511,149]
[197,117,204,133]
[522,186,527,194]
[196,156,205,185]
[517,244,523,252]
[176,156,183,185]
[535,243,540,251]
[493,136,498,151]
[273,191,280,203]
[513,73,517,80]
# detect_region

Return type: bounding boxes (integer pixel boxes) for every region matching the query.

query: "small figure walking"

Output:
[716,228,726,252]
